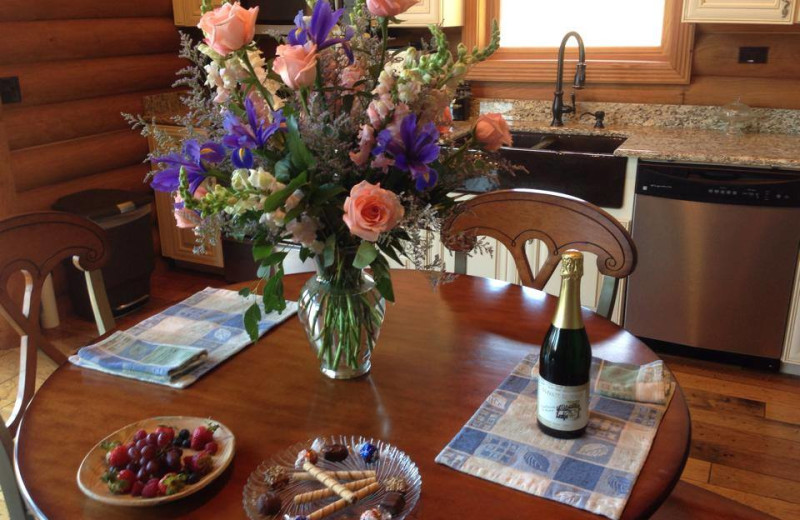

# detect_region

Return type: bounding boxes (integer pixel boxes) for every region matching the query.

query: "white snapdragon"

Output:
[231,169,251,190]
[248,168,276,191]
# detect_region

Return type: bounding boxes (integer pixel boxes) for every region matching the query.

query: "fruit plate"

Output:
[243,435,421,519]
[77,416,235,506]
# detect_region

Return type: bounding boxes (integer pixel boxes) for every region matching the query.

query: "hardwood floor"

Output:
[2,262,800,519]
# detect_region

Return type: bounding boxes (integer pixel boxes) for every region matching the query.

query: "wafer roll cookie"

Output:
[302,462,357,503]
[293,477,377,504]
[307,482,381,520]
[291,470,376,481]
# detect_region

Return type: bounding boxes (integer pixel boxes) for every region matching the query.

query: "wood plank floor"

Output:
[2,262,800,519]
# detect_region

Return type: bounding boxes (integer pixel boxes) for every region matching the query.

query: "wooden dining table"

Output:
[15,270,690,519]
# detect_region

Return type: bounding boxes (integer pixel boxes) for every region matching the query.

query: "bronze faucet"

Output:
[551,31,586,127]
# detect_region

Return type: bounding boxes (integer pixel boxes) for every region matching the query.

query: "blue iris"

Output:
[286,1,354,62]
[222,97,284,165]
[151,139,225,193]
[374,114,441,191]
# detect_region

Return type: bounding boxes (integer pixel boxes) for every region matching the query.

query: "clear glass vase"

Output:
[297,258,386,379]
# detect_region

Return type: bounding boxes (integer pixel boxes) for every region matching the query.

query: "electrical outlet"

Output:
[738,47,768,64]
[0,76,21,104]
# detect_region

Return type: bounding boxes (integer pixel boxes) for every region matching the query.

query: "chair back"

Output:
[442,189,637,318]
[1,414,27,520]
[0,211,114,434]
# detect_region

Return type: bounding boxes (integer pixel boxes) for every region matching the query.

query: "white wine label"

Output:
[537,377,589,431]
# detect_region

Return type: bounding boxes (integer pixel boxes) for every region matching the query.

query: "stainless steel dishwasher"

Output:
[624,161,800,365]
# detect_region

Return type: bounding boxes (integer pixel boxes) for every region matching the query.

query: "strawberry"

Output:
[189,451,213,476]
[102,469,135,494]
[141,478,161,499]
[158,472,187,496]
[106,445,130,469]
[190,423,218,451]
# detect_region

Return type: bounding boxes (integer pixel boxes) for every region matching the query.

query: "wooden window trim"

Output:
[464,0,695,85]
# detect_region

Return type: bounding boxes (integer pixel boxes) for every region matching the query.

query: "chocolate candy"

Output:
[384,476,408,494]
[322,443,349,462]
[380,491,406,515]
[256,491,281,515]
[263,466,290,490]
[358,442,379,463]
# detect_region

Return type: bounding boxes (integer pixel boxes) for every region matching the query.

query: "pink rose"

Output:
[474,113,512,152]
[367,0,420,17]
[273,44,318,90]
[343,181,405,242]
[197,2,258,56]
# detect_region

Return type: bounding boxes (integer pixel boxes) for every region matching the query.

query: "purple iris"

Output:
[222,97,284,166]
[151,139,225,193]
[286,1,354,62]
[373,114,440,191]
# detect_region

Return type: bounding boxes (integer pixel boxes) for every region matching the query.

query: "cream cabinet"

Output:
[172,0,223,27]
[147,126,224,268]
[390,0,464,27]
[682,0,797,24]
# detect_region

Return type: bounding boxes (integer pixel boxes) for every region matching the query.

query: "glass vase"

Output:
[297,258,386,379]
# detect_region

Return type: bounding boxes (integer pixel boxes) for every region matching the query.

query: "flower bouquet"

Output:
[134,0,517,378]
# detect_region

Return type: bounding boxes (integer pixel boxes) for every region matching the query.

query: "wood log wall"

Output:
[471,23,800,110]
[0,0,183,217]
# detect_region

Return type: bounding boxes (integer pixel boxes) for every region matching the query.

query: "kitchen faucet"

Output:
[551,31,586,127]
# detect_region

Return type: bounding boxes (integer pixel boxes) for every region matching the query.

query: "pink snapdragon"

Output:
[350,125,376,166]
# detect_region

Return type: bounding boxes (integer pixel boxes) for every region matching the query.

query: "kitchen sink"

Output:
[461,131,629,208]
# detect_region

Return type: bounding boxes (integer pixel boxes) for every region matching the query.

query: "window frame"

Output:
[464,0,695,84]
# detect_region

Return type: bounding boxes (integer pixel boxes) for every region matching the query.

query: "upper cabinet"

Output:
[173,0,222,27]
[683,0,797,24]
[389,0,464,27]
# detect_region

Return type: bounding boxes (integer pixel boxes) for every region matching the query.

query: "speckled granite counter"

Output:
[471,98,800,170]
[495,120,800,170]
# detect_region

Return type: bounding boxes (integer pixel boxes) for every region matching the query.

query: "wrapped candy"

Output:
[295,448,319,468]
[359,508,387,520]
[357,442,379,463]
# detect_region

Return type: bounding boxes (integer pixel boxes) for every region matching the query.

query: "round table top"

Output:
[16,270,690,520]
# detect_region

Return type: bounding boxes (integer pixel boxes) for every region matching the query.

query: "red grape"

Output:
[133,429,147,442]
[145,433,158,446]
[156,433,171,448]
[141,446,156,461]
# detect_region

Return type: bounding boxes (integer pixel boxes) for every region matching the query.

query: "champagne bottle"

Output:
[537,250,592,439]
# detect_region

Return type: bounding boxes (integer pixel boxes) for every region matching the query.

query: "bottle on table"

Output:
[536,250,592,439]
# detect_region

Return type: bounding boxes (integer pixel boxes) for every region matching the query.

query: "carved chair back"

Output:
[0,211,114,434]
[442,189,637,319]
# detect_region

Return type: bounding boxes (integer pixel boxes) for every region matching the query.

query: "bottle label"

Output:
[537,377,589,431]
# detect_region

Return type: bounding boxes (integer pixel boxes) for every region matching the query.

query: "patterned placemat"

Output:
[435,354,675,519]
[70,287,296,388]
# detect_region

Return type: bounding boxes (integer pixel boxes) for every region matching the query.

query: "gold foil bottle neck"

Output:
[560,250,584,279]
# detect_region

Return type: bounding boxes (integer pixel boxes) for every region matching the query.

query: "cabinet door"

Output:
[173,0,223,27]
[389,0,464,27]
[683,0,796,24]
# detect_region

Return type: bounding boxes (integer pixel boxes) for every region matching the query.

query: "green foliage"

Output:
[353,241,378,269]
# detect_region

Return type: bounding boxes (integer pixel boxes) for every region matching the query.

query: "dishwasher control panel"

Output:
[636,162,800,207]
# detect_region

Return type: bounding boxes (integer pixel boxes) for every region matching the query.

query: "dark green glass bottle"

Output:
[537,250,592,439]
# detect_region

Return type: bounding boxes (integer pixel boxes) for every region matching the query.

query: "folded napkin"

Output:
[76,333,208,379]
[532,358,672,404]
[70,287,297,388]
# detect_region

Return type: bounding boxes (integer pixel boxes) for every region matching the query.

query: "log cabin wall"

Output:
[0,0,184,217]
[471,23,800,110]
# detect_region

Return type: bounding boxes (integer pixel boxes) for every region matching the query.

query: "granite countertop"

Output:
[474,119,800,170]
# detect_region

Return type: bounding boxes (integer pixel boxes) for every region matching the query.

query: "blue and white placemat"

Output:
[435,354,675,520]
[70,287,297,388]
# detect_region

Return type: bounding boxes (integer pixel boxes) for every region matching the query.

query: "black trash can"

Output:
[53,189,155,319]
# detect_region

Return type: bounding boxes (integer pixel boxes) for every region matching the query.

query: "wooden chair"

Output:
[1,414,29,520]
[0,211,115,434]
[442,189,637,319]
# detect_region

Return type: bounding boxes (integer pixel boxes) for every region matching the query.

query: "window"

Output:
[464,0,694,84]
[500,0,666,48]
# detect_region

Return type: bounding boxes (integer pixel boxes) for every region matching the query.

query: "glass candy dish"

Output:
[243,435,421,519]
